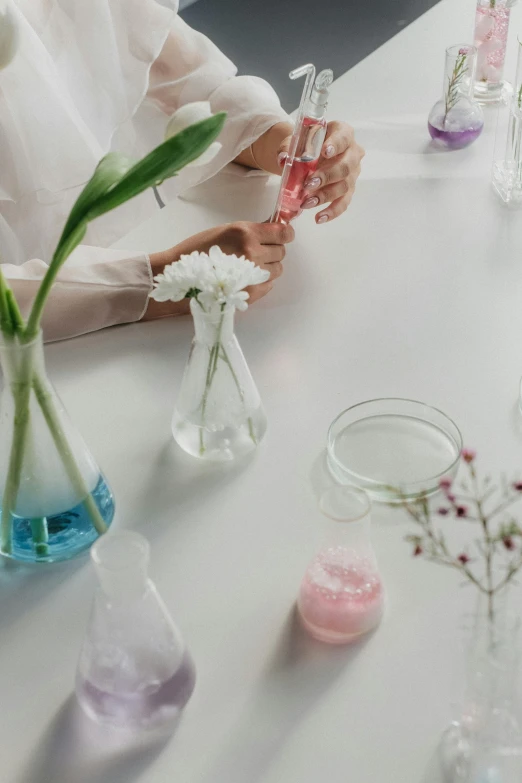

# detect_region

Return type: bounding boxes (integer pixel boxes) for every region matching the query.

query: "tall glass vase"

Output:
[474,0,516,104]
[492,37,522,205]
[440,608,522,781]
[172,301,267,462]
[0,332,114,563]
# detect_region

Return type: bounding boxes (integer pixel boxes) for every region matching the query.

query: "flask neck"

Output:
[91,532,150,602]
[443,45,477,102]
[0,331,45,384]
[190,300,235,346]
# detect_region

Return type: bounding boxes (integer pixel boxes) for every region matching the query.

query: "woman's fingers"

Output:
[321,121,355,159]
[315,192,353,224]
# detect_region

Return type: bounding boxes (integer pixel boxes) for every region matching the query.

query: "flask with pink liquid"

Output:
[272,64,333,224]
[297,486,385,645]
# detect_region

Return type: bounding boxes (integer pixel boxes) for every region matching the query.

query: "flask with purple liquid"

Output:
[75,531,196,732]
[428,45,484,150]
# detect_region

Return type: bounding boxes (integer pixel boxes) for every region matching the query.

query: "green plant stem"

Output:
[30,518,49,558]
[32,374,107,535]
[0,349,33,554]
[198,312,225,455]
[219,345,257,445]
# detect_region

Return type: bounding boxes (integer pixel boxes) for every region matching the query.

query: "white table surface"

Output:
[4,1,522,781]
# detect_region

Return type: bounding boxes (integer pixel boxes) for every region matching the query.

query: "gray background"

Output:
[181,0,442,110]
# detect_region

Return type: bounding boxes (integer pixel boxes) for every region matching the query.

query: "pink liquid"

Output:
[474,3,510,85]
[76,651,196,730]
[297,547,384,644]
[275,116,326,223]
[277,159,318,223]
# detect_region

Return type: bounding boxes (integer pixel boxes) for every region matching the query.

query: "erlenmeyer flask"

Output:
[172,300,267,461]
[297,486,385,644]
[0,331,114,563]
[76,531,196,731]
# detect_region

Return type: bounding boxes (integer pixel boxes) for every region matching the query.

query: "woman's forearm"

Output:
[234,121,293,174]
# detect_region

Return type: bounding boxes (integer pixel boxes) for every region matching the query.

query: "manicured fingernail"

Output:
[278,152,287,167]
[306,176,321,190]
[325,144,335,158]
[302,196,319,208]
[317,214,329,224]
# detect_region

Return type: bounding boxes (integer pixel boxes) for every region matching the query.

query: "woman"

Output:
[0,0,364,341]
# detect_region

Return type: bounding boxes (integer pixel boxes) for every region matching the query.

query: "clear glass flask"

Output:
[0,332,114,563]
[172,300,267,461]
[492,37,522,205]
[440,607,522,781]
[297,486,385,644]
[474,0,516,104]
[76,531,196,731]
[428,45,484,150]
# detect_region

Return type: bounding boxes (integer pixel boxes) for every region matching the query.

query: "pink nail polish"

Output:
[302,196,319,208]
[325,144,335,157]
[278,152,288,167]
[306,177,321,190]
[317,214,329,224]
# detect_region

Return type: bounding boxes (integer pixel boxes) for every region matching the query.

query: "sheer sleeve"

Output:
[1,247,152,343]
[144,14,292,190]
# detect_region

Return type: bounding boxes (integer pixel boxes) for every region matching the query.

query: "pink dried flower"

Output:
[503,536,516,551]
[413,544,423,557]
[462,449,476,464]
[438,507,450,516]
[513,482,522,492]
[447,493,456,504]
[456,505,468,518]
[440,478,452,490]
[458,553,470,565]
[458,47,469,56]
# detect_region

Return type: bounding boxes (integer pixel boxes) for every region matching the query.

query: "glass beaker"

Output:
[428,45,484,150]
[297,486,385,644]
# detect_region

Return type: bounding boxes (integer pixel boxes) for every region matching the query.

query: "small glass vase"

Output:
[0,332,114,563]
[428,44,484,150]
[76,531,196,731]
[474,0,516,104]
[440,607,522,782]
[297,486,385,644]
[172,300,267,462]
[492,37,522,205]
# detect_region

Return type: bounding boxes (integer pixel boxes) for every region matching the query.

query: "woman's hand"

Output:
[143,221,294,320]
[278,120,365,224]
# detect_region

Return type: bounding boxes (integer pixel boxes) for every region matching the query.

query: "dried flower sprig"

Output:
[444,49,470,124]
[400,450,522,622]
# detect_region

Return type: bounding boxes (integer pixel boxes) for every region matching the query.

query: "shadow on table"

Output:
[196,607,370,783]
[18,695,174,783]
[0,556,85,637]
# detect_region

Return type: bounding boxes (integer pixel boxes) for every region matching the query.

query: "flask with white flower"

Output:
[151,247,269,461]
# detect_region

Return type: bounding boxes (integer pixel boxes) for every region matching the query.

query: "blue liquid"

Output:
[2,475,115,563]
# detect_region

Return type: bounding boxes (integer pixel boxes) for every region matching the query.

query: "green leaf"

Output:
[23,111,226,339]
[86,113,226,221]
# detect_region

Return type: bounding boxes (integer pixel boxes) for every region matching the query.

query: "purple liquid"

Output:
[76,651,196,730]
[428,121,483,150]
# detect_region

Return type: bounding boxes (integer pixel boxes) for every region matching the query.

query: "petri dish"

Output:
[327,398,463,503]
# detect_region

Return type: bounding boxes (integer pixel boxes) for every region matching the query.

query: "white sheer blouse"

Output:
[0,0,289,340]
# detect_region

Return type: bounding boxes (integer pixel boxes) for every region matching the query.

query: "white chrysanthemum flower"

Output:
[150,245,270,310]
[0,0,19,70]
[165,102,222,167]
